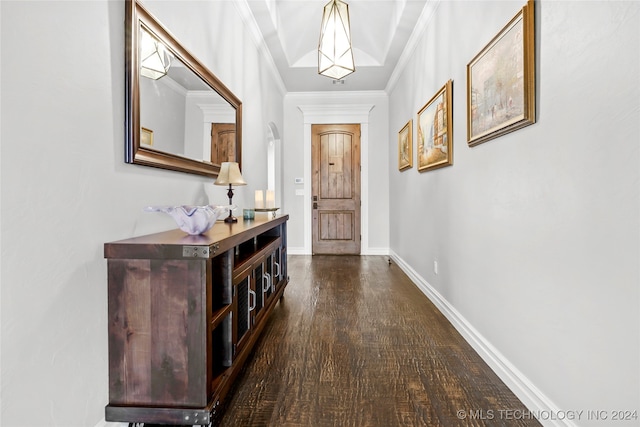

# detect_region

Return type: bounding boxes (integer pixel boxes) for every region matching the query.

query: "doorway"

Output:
[311,124,361,255]
[210,123,236,164]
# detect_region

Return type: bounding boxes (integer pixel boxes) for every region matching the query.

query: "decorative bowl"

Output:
[144,205,233,235]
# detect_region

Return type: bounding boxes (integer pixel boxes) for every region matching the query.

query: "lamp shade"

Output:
[318,0,355,80]
[214,162,247,186]
[140,28,173,80]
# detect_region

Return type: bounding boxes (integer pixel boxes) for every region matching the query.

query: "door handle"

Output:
[274,261,280,278]
[248,289,256,311]
[263,273,271,293]
[313,202,318,209]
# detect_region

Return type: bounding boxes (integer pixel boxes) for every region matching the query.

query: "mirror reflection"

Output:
[125,0,242,177]
[139,40,236,163]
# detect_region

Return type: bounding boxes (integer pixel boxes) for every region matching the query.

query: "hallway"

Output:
[217,256,540,426]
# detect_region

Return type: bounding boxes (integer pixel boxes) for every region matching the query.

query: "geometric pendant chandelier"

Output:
[318,0,355,80]
[140,28,173,80]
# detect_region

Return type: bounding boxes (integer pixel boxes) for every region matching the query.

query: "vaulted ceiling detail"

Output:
[240,0,437,92]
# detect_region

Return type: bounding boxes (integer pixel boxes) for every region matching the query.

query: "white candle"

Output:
[266,190,275,208]
[255,190,264,209]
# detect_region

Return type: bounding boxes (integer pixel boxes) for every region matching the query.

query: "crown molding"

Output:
[233,0,287,96]
[286,90,387,100]
[386,0,441,93]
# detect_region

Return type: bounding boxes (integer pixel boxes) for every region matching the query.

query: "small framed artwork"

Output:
[398,120,413,171]
[141,127,154,146]
[417,80,453,172]
[467,0,535,146]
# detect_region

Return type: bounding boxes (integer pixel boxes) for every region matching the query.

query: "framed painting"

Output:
[467,0,535,146]
[417,80,453,172]
[398,120,413,171]
[141,127,154,146]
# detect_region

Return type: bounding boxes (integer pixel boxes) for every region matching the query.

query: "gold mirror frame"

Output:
[125,0,242,177]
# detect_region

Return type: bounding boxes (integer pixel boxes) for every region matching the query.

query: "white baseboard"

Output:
[287,247,390,255]
[362,247,389,255]
[94,419,127,427]
[389,251,573,427]
[286,246,308,255]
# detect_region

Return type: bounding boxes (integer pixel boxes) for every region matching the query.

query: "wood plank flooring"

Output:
[216,255,541,427]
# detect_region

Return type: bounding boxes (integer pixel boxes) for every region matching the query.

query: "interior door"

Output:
[211,123,236,164]
[311,124,361,255]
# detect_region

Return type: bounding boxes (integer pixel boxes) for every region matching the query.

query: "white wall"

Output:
[282,91,390,254]
[388,0,639,422]
[0,1,283,426]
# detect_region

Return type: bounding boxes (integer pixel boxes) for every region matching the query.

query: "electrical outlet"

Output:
[434,260,438,275]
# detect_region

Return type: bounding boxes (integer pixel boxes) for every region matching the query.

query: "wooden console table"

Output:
[104,215,289,425]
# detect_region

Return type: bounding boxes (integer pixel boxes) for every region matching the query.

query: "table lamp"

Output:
[214,162,246,223]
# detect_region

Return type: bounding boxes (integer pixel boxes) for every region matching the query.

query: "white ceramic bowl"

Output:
[144,205,233,235]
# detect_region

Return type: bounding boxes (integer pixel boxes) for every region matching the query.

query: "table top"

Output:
[104,214,288,259]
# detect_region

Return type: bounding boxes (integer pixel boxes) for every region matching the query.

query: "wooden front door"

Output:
[211,123,236,164]
[311,124,361,255]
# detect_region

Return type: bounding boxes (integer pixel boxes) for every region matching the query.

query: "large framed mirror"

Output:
[125,0,242,178]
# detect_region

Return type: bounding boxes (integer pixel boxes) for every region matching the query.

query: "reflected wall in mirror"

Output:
[125,0,242,178]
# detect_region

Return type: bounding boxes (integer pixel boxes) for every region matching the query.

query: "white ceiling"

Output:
[240,0,436,92]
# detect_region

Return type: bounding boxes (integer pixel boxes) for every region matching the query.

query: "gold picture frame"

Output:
[141,127,154,146]
[398,120,413,171]
[417,80,453,172]
[467,0,535,146]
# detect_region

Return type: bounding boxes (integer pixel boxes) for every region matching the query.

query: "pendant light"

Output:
[318,0,355,80]
[140,28,173,80]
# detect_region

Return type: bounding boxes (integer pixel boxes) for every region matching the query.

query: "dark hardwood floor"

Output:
[216,255,541,427]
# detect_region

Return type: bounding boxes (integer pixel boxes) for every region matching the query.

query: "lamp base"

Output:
[224,185,237,223]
